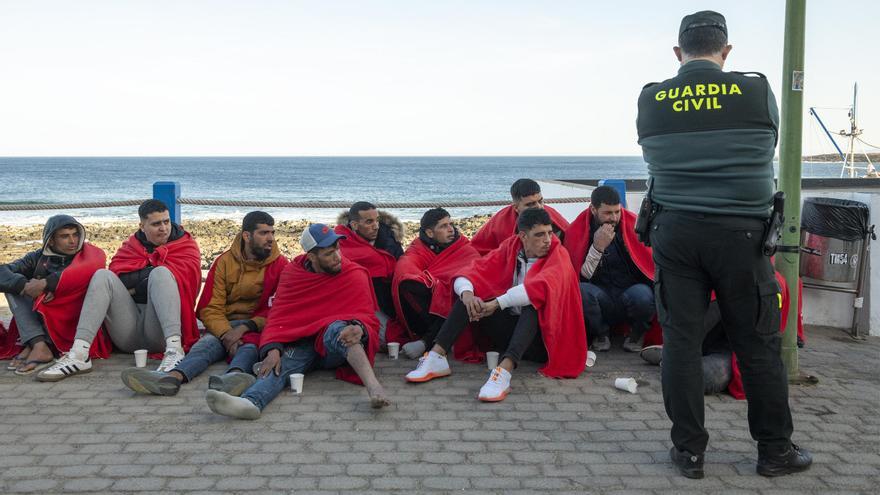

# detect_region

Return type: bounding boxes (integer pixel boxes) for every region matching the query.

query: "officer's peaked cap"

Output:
[679,10,727,37]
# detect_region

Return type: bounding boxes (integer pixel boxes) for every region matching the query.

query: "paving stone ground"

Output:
[0,325,878,494]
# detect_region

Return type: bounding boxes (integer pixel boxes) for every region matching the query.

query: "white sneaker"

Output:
[156,347,185,373]
[36,353,92,382]
[205,390,261,420]
[478,367,511,402]
[405,351,451,383]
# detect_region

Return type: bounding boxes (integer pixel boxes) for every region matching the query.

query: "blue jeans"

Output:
[173,320,259,382]
[580,283,655,339]
[241,321,357,411]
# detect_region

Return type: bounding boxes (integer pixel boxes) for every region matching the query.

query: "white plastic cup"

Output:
[290,373,304,394]
[387,342,400,359]
[486,351,500,370]
[134,349,148,368]
[586,351,597,368]
[614,377,638,394]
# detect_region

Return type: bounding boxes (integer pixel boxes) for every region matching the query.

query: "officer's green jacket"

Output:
[637,59,779,218]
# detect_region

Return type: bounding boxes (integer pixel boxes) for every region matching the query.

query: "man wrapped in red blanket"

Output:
[37,200,201,382]
[0,215,108,375]
[470,178,570,256]
[121,211,288,397]
[392,208,481,359]
[406,208,586,403]
[563,186,662,353]
[206,223,390,420]
[335,201,405,346]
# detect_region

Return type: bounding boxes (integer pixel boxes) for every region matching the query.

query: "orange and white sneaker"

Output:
[405,351,451,383]
[478,367,511,402]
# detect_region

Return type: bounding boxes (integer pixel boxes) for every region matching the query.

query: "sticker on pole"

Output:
[792,71,804,91]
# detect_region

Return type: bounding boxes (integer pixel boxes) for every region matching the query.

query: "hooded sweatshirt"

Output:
[0,214,86,295]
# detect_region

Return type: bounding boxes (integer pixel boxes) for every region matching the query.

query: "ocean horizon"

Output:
[0,156,843,226]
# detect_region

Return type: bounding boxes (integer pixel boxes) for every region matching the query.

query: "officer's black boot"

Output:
[669,447,704,479]
[756,443,812,477]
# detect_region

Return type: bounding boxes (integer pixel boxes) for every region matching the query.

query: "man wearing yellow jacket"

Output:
[121,211,289,396]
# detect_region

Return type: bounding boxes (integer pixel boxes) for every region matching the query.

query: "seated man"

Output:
[335,201,404,344]
[120,211,288,396]
[405,208,586,402]
[640,271,796,399]
[564,186,656,353]
[640,302,733,394]
[206,224,390,420]
[470,178,570,255]
[0,215,107,374]
[392,208,480,359]
[36,200,201,381]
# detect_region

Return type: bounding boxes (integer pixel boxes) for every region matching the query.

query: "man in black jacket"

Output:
[1,215,85,374]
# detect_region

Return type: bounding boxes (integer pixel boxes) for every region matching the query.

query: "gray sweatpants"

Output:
[75,268,182,353]
[5,293,49,347]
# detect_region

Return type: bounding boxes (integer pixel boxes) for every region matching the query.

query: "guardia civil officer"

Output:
[636,11,811,479]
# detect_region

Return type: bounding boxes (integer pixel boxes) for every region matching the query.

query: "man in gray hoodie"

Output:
[0,215,86,374]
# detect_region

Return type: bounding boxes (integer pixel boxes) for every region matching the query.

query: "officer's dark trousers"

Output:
[650,210,793,455]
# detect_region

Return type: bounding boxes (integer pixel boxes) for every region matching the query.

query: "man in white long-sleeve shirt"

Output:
[405,208,564,402]
[577,186,655,353]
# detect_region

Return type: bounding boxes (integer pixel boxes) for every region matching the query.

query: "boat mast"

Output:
[840,83,876,177]
[777,0,805,379]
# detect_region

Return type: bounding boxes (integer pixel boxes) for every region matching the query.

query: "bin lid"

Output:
[801,197,870,241]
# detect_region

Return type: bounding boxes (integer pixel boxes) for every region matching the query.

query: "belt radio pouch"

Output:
[635,180,656,247]
[762,191,786,256]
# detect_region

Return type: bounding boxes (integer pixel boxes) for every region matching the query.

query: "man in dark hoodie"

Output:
[1,215,91,374]
[37,200,201,382]
[392,208,480,359]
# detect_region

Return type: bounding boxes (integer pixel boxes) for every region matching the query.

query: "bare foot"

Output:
[28,342,54,363]
[9,347,32,369]
[367,383,391,409]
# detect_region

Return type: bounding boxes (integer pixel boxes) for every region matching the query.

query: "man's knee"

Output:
[148,266,176,285]
[322,320,353,358]
[90,268,117,286]
[579,283,604,308]
[624,284,655,317]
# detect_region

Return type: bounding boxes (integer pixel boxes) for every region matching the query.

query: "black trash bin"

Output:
[800,197,871,284]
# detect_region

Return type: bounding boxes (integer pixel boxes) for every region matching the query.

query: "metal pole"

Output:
[777,0,806,379]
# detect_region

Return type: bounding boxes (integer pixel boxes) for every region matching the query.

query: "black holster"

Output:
[762,191,786,256]
[635,195,656,247]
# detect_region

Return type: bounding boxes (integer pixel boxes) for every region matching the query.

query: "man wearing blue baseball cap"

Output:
[206,223,390,419]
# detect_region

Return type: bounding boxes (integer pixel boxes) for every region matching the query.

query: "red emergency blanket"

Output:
[259,255,379,385]
[470,205,571,256]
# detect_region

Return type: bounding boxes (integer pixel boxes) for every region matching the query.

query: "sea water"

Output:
[0,156,841,225]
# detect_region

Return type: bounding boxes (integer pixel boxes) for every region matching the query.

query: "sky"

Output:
[1,0,877,157]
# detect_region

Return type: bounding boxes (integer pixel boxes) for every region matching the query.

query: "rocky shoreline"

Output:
[0,214,492,269]
[0,214,493,318]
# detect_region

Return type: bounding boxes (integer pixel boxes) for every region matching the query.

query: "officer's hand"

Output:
[259,349,282,377]
[461,291,485,321]
[593,224,616,252]
[22,278,48,299]
[338,325,364,347]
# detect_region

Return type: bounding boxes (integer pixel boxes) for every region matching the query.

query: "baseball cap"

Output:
[679,10,727,37]
[300,223,344,252]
